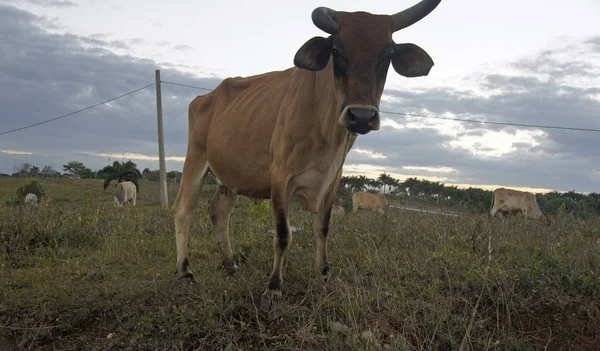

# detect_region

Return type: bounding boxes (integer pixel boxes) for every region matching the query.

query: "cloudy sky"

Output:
[0,0,599,193]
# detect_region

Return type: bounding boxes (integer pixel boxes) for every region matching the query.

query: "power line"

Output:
[160,81,214,91]
[0,83,156,137]
[159,80,600,133]
[380,111,600,133]
[2,79,599,135]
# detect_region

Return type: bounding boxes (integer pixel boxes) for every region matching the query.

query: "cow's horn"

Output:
[312,7,339,34]
[391,0,441,32]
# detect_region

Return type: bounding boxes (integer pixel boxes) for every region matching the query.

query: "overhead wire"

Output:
[1,79,599,135]
[159,81,600,133]
[0,83,156,136]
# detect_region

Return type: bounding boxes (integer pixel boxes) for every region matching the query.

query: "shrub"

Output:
[16,180,45,200]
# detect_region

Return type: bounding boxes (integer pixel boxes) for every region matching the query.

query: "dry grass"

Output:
[1,178,600,350]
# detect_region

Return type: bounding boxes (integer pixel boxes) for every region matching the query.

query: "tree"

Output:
[102,160,142,190]
[167,171,182,183]
[40,165,60,177]
[367,178,382,193]
[343,175,368,193]
[143,169,160,182]
[29,166,40,177]
[378,172,396,194]
[63,161,91,177]
[402,177,420,199]
[42,165,55,173]
[14,163,33,177]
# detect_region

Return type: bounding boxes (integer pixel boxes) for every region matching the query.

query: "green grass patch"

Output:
[1,178,600,350]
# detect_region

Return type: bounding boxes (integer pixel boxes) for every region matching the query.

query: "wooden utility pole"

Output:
[155,69,168,208]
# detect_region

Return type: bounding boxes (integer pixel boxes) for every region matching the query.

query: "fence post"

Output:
[155,69,168,208]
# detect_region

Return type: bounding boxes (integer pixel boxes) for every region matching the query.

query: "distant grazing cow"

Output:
[171,0,443,306]
[40,194,51,204]
[114,181,137,207]
[489,188,543,219]
[352,192,389,214]
[24,193,38,205]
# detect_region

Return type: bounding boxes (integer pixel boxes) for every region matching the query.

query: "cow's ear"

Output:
[294,36,333,71]
[391,43,434,78]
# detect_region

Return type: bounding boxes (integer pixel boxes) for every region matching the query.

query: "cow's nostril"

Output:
[347,112,356,123]
[368,114,379,126]
[348,108,376,120]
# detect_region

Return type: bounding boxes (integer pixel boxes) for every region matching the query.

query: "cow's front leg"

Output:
[313,204,332,278]
[261,183,291,311]
[314,171,343,279]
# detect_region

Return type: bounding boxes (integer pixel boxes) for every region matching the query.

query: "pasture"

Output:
[1,178,599,350]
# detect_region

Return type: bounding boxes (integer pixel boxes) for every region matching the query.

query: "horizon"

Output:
[4,156,583,196]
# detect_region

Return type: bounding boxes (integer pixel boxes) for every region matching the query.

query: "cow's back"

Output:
[492,188,543,218]
[190,67,307,198]
[353,192,387,212]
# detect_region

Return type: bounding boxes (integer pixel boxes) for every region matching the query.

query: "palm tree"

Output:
[378,172,396,194]
[102,160,142,190]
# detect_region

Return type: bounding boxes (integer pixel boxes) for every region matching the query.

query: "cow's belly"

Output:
[207,152,272,200]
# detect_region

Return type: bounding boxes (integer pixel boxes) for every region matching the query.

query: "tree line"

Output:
[338,174,600,218]
[4,160,215,189]
[5,161,598,218]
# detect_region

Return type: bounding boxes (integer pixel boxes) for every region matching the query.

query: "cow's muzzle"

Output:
[340,106,380,135]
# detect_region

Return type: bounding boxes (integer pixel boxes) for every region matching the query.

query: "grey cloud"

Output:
[109,40,129,50]
[18,0,77,8]
[586,37,600,51]
[173,45,193,51]
[127,38,148,46]
[0,4,221,173]
[513,54,597,80]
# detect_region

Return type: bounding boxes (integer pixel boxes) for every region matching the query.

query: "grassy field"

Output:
[1,178,600,350]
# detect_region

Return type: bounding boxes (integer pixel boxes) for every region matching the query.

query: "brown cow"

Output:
[171,0,442,307]
[489,188,544,219]
[40,194,51,204]
[352,192,389,214]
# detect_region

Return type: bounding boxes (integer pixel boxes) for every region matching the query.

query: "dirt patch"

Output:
[0,335,16,351]
[514,303,600,350]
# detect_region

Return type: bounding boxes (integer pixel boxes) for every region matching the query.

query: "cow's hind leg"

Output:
[171,150,209,285]
[208,185,239,275]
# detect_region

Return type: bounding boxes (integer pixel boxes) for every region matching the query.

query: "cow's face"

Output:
[294,0,440,135]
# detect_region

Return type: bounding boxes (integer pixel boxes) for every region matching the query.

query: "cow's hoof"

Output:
[259,288,282,312]
[177,273,196,286]
[321,263,331,276]
[225,263,238,275]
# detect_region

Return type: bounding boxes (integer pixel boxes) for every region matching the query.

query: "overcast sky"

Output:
[0,0,599,193]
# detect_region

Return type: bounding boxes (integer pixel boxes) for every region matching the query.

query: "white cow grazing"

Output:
[114,181,137,207]
[24,193,38,205]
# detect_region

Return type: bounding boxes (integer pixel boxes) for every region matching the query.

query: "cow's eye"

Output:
[332,48,339,57]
